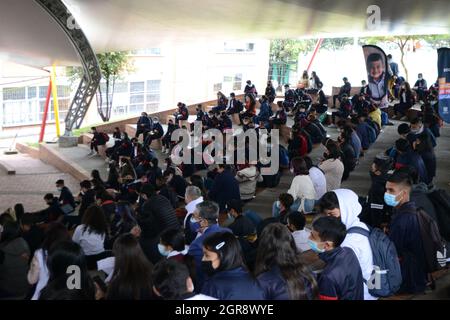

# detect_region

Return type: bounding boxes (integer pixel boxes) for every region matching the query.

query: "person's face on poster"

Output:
[369,59,384,81]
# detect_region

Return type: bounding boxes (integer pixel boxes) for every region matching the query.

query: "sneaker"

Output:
[87,151,94,156]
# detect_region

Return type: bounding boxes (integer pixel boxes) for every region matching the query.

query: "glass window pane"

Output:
[146,93,160,102]
[130,94,144,104]
[146,80,161,92]
[27,87,37,99]
[39,86,49,98]
[130,82,144,93]
[3,87,26,100]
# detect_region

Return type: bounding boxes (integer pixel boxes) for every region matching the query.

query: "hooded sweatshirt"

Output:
[333,189,376,300]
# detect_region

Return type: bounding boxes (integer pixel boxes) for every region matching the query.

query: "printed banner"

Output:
[362,45,389,109]
[437,48,450,123]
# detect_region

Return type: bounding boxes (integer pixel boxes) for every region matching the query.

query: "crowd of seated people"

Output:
[0,72,447,302]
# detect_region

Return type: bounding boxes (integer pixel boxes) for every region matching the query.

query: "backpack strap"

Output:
[347,226,370,238]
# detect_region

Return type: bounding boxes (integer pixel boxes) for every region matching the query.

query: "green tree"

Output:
[67,51,133,122]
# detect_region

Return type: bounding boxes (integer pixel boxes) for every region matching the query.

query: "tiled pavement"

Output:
[0,153,79,213]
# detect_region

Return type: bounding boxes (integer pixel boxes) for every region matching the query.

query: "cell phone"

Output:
[93,275,108,293]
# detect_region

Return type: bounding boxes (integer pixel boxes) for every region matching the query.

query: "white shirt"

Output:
[288,175,316,211]
[72,224,105,256]
[97,257,115,283]
[30,249,49,300]
[185,294,217,300]
[292,229,312,252]
[308,167,327,200]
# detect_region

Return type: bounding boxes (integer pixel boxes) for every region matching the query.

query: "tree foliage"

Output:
[66,51,133,122]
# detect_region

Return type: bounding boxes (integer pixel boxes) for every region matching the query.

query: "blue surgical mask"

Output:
[308,239,325,253]
[384,192,401,207]
[158,244,170,257]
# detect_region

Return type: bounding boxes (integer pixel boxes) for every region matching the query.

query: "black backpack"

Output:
[428,189,450,241]
[416,208,445,273]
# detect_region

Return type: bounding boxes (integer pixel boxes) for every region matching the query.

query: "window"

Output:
[130,48,162,56]
[213,83,222,91]
[2,84,71,126]
[233,73,243,90]
[223,41,255,53]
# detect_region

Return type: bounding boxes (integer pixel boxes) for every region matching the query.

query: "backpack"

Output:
[416,208,445,273]
[347,226,402,297]
[101,132,110,142]
[298,134,308,157]
[427,189,450,241]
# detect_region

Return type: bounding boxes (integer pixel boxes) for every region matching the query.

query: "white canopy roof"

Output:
[1,0,449,70]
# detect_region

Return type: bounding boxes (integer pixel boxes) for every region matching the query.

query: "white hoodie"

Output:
[333,189,376,300]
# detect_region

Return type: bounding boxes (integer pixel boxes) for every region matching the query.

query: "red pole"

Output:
[39,78,52,143]
[306,38,323,73]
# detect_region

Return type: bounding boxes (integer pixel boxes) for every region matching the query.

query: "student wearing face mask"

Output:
[187,201,232,290]
[413,73,428,102]
[317,190,376,300]
[385,170,427,294]
[408,117,436,148]
[200,231,264,300]
[309,216,364,300]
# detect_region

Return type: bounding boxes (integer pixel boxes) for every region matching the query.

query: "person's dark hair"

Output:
[312,216,347,247]
[151,157,159,168]
[387,168,413,187]
[398,123,411,135]
[190,174,206,196]
[140,184,156,198]
[395,138,411,153]
[414,132,433,153]
[325,141,341,160]
[367,53,383,65]
[44,193,54,201]
[303,156,313,170]
[225,199,242,214]
[0,221,21,243]
[39,241,94,300]
[107,233,153,300]
[203,232,245,272]
[14,203,25,222]
[152,259,192,300]
[318,191,340,213]
[410,117,422,126]
[400,166,419,185]
[81,205,108,236]
[290,157,309,176]
[343,77,348,82]
[255,223,318,300]
[197,201,219,225]
[279,193,294,210]
[387,54,392,59]
[288,212,306,231]
[373,155,392,175]
[160,228,186,252]
[41,223,70,253]
[56,179,64,185]
[91,127,97,131]
[80,180,92,190]
[91,170,104,183]
[107,163,119,188]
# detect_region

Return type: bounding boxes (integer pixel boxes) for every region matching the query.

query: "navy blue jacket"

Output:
[258,101,272,123]
[389,201,427,294]
[59,186,76,209]
[208,169,241,212]
[355,122,371,150]
[317,247,364,300]
[202,267,265,300]
[137,116,151,131]
[188,224,232,289]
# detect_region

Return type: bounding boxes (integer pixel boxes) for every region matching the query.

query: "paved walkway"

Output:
[0,152,79,213]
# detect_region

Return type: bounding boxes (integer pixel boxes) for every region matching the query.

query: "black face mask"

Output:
[201,260,217,277]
